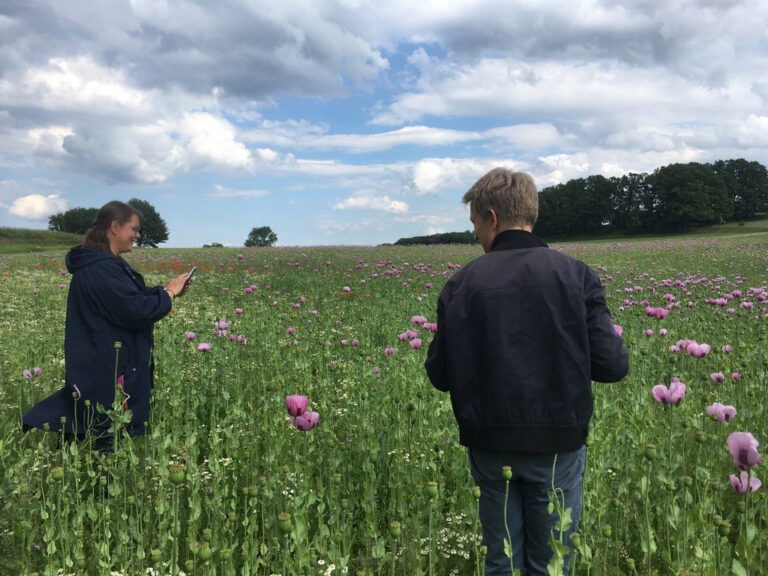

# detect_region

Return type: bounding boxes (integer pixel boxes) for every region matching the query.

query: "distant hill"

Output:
[0,227,83,253]
[394,231,476,246]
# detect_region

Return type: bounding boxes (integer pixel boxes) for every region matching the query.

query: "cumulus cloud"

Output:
[9,193,67,220]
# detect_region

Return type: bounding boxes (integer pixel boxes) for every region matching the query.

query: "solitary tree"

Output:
[245,226,277,247]
[128,198,169,247]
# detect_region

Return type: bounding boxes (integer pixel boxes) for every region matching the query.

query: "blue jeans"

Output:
[468,445,586,576]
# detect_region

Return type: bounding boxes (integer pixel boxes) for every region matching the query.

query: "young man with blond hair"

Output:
[425,168,628,575]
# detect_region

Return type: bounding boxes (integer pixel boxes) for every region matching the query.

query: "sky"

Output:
[1,0,767,247]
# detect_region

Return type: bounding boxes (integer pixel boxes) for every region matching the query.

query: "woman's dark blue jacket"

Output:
[22,247,172,438]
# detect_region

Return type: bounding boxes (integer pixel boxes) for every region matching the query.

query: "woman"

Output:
[23,201,191,450]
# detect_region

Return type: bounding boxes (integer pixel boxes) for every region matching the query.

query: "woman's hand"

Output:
[166,274,191,299]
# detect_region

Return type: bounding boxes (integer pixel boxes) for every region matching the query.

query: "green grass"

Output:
[0,227,83,253]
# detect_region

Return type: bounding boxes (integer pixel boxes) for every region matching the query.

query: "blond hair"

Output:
[462,168,538,228]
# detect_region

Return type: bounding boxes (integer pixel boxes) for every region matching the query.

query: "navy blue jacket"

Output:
[22,247,172,438]
[425,230,629,452]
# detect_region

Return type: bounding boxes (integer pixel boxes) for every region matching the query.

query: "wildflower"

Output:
[659,328,667,336]
[411,315,428,325]
[710,372,725,383]
[272,301,278,307]
[285,395,309,417]
[293,411,319,431]
[652,379,686,404]
[722,345,732,354]
[613,324,623,336]
[411,338,423,350]
[687,342,711,358]
[185,331,196,341]
[385,347,395,356]
[72,384,82,400]
[398,332,408,342]
[732,372,741,381]
[235,308,243,314]
[351,338,360,347]
[22,369,33,379]
[730,471,761,493]
[707,402,737,422]
[197,343,211,352]
[644,329,654,337]
[287,327,296,334]
[727,432,761,471]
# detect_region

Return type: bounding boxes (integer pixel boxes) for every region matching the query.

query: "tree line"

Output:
[49,198,279,248]
[536,158,768,238]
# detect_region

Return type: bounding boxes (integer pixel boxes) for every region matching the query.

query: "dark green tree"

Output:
[48,207,98,234]
[245,226,277,247]
[651,163,731,232]
[127,198,169,247]
[711,159,768,220]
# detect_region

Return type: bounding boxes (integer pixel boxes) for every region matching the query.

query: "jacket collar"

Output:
[490,229,548,252]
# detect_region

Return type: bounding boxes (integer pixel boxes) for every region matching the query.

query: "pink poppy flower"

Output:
[410,338,423,350]
[710,372,725,383]
[659,329,667,336]
[722,345,732,354]
[185,331,196,341]
[613,324,623,336]
[730,471,761,493]
[707,402,737,422]
[287,327,296,334]
[732,372,740,380]
[411,315,428,325]
[197,343,211,352]
[235,308,243,315]
[22,369,32,379]
[385,347,395,356]
[33,367,42,377]
[644,329,654,337]
[285,395,309,417]
[292,410,319,431]
[398,332,408,342]
[727,432,762,471]
[687,342,711,358]
[652,379,686,405]
[406,329,419,340]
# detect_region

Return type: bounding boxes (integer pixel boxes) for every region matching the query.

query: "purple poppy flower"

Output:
[22,369,32,379]
[410,338,423,350]
[652,379,686,405]
[730,471,761,493]
[687,342,711,358]
[385,347,395,356]
[32,367,42,377]
[644,329,654,337]
[351,339,360,347]
[659,329,667,336]
[185,331,196,341]
[722,345,732,354]
[411,315,428,325]
[613,324,623,336]
[707,402,737,422]
[235,308,243,315]
[197,343,211,352]
[711,372,726,383]
[292,410,319,431]
[287,327,296,334]
[732,372,741,381]
[727,432,762,471]
[398,332,408,342]
[285,395,309,417]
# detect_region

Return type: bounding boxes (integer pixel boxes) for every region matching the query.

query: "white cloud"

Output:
[9,194,67,220]
[334,194,408,213]
[211,184,270,198]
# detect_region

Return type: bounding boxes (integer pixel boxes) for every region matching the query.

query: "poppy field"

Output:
[1,236,768,576]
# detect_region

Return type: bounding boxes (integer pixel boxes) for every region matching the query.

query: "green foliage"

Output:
[245,225,277,247]
[536,158,768,240]
[127,198,169,248]
[394,230,476,246]
[48,207,98,235]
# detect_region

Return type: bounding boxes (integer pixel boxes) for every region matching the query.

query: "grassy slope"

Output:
[0,227,83,253]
